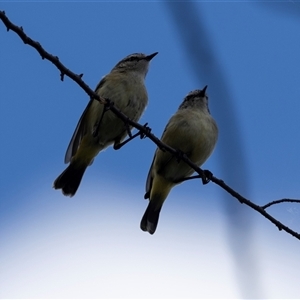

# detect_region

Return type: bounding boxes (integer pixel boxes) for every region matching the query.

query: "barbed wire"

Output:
[1,10,300,241]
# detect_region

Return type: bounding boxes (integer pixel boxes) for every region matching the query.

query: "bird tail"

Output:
[140,200,163,235]
[140,176,173,234]
[53,162,87,197]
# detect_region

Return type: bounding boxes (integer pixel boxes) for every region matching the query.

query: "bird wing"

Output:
[64,77,107,164]
[150,114,195,182]
[144,122,175,198]
[144,156,154,199]
[64,100,93,163]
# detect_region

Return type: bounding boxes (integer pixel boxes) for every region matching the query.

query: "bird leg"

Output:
[173,170,212,185]
[173,150,212,184]
[114,123,151,150]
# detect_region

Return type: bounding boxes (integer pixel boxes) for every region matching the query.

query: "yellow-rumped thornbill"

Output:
[141,86,218,234]
[54,52,158,196]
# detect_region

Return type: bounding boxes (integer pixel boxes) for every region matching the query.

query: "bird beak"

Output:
[145,52,158,61]
[199,85,208,97]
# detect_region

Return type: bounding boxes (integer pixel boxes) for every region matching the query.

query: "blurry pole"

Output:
[165,2,263,298]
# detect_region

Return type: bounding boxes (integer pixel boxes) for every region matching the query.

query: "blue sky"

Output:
[1,1,300,298]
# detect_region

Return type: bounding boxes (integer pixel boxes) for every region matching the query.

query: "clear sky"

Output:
[1,1,300,298]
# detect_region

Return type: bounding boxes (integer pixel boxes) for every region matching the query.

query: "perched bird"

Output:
[141,86,218,234]
[54,52,158,196]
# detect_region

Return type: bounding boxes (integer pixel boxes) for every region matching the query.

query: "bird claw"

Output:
[202,169,212,185]
[139,123,151,139]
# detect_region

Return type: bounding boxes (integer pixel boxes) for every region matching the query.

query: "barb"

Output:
[1,10,300,241]
[0,10,104,103]
[261,199,300,210]
[210,176,300,240]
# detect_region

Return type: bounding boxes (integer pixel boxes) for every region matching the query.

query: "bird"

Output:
[54,52,158,196]
[141,86,218,234]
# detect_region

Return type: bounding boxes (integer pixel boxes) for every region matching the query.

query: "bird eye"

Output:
[128,56,137,62]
